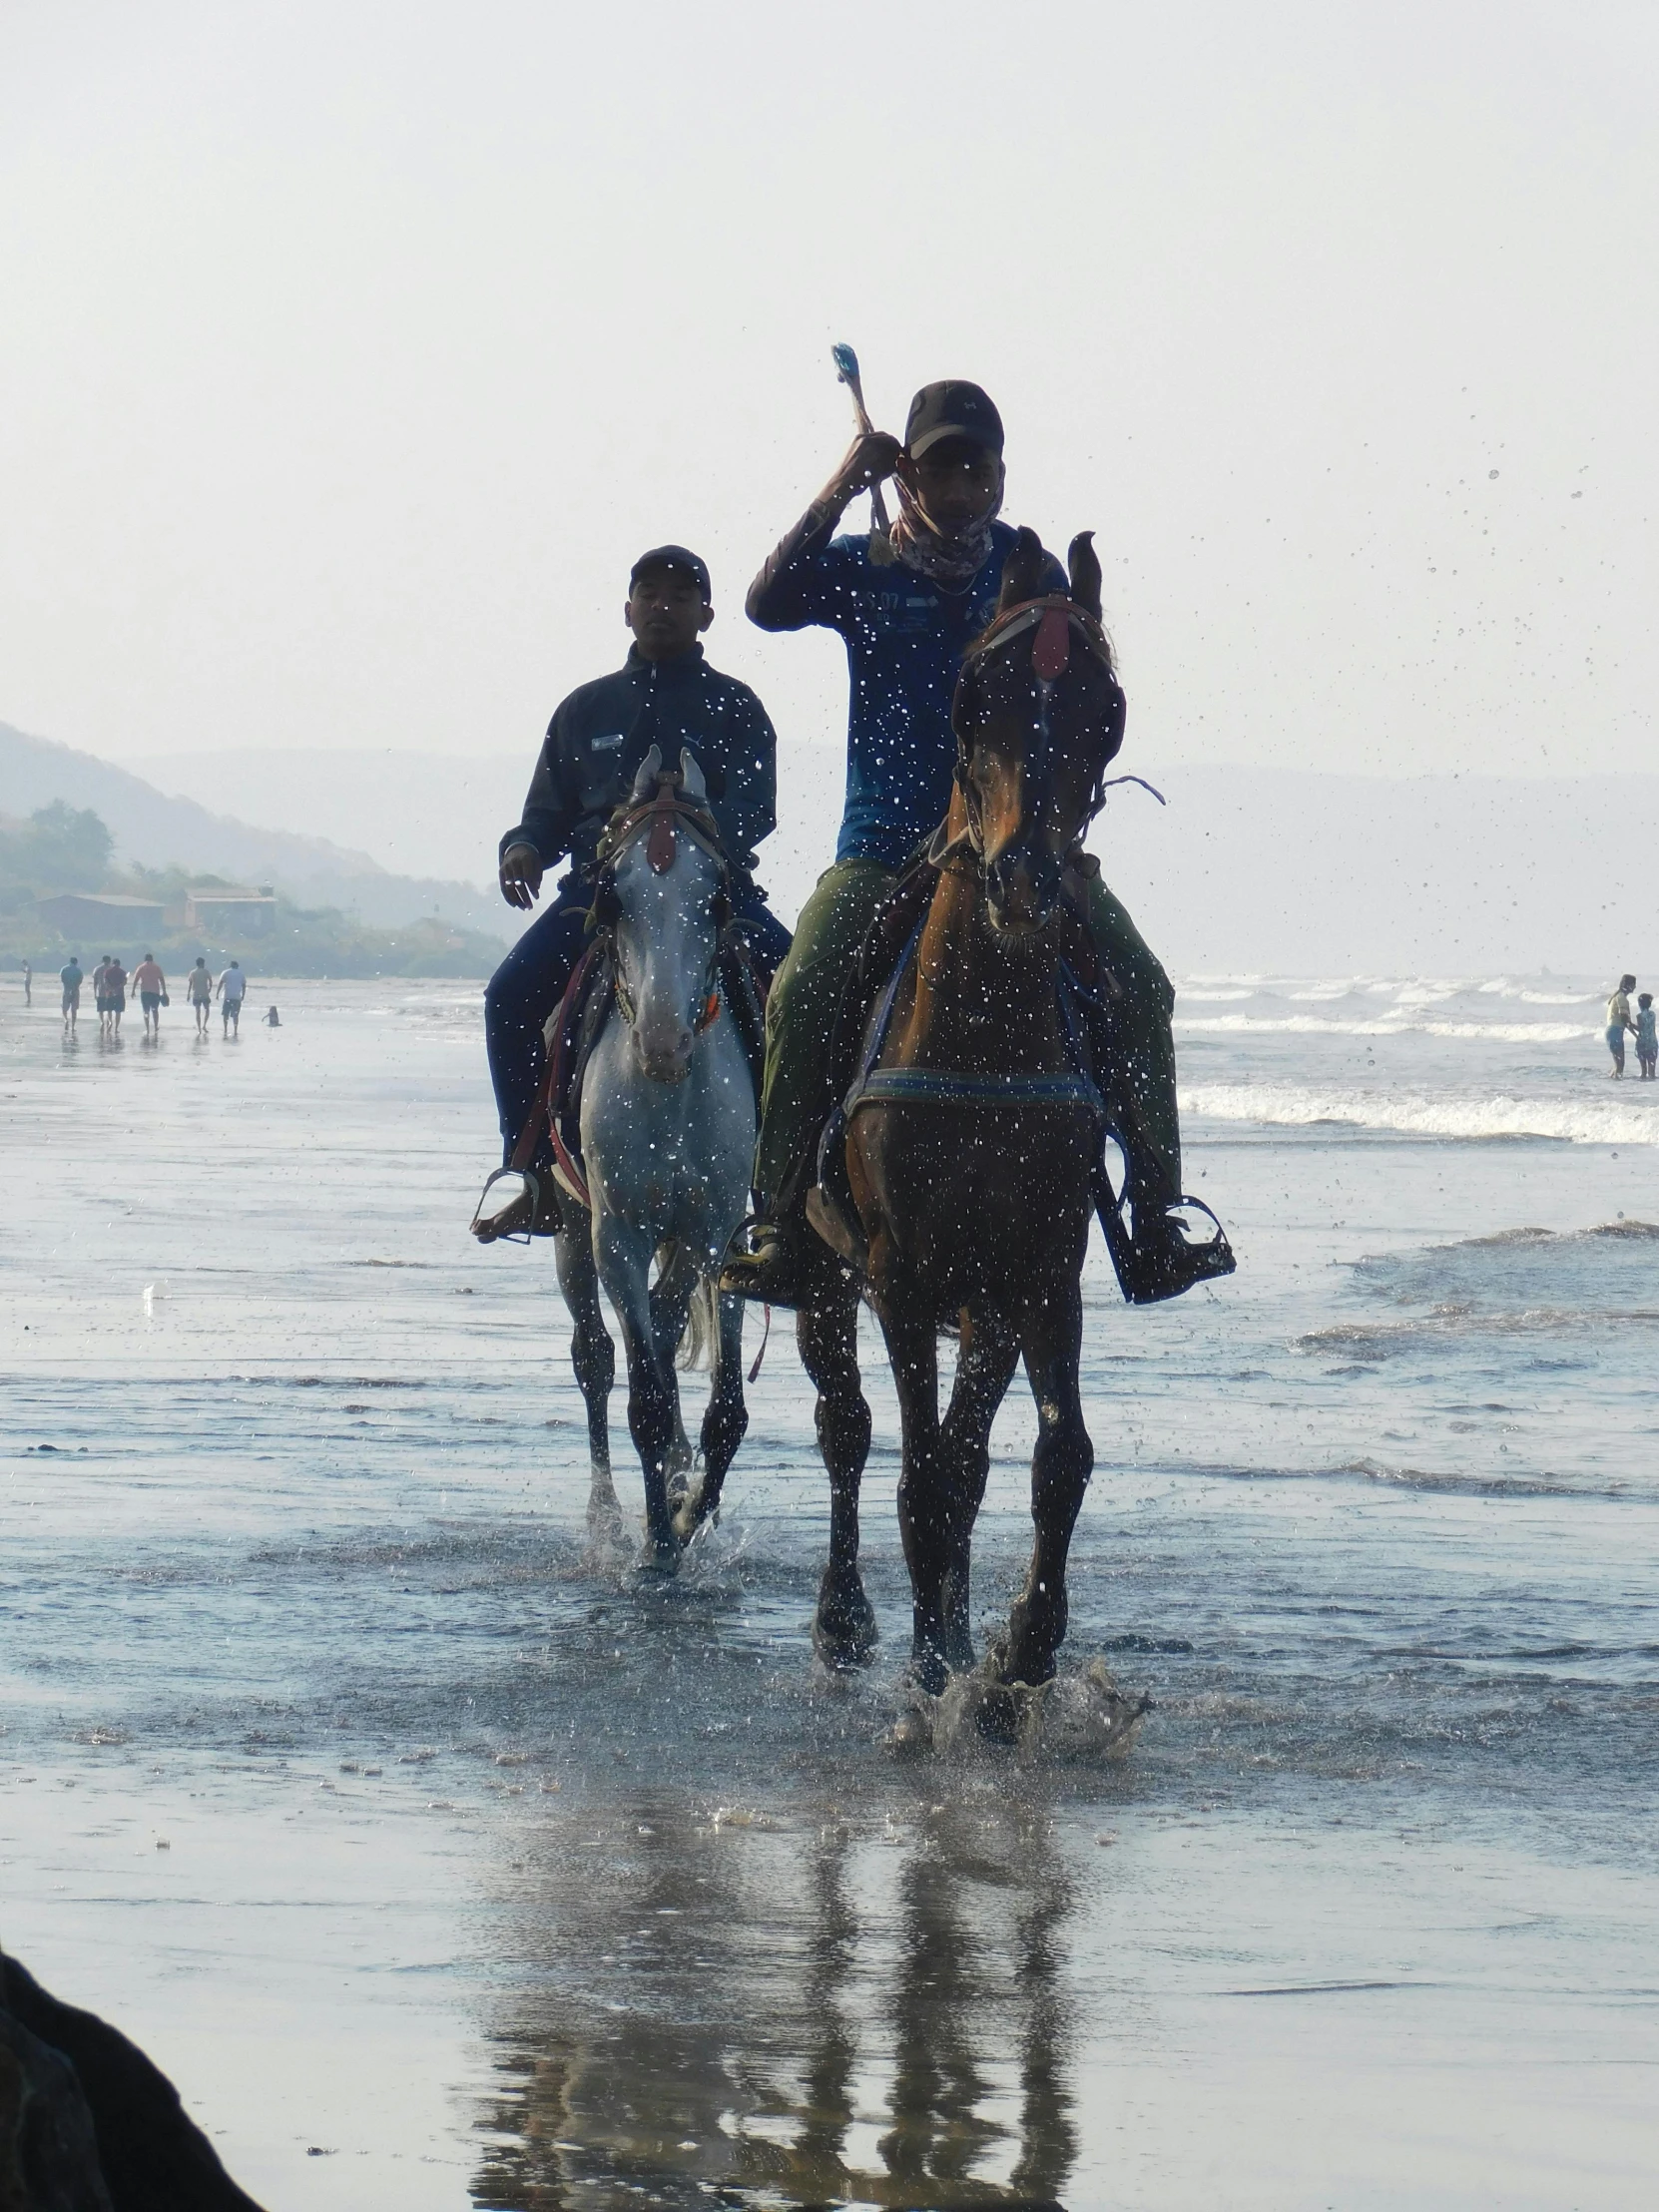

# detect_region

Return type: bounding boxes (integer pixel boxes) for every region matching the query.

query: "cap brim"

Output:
[906,423,1002,460]
[630,561,710,596]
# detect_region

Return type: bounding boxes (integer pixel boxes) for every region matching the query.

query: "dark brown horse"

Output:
[802,526,1136,1697]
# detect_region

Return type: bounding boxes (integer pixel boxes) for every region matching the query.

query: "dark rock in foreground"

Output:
[1,1953,264,2212]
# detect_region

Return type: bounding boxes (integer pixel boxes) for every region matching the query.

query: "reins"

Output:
[828,585,1141,1132]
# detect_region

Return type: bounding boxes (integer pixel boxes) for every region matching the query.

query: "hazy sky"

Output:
[2,2,1654,780]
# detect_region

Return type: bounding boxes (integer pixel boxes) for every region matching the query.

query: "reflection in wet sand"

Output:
[474,1790,1081,2209]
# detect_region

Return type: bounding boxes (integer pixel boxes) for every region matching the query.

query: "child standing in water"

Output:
[1637,992,1657,1081]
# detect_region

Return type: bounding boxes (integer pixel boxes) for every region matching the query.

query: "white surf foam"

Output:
[1182,1082,1659,1147]
[1176,1014,1588,1042]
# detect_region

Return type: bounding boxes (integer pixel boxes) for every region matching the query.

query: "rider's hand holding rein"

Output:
[500,842,544,909]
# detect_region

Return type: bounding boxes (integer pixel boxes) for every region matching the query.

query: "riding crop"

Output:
[830,340,895,564]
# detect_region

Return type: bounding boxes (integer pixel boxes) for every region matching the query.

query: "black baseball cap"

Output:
[904,380,1004,459]
[629,544,712,599]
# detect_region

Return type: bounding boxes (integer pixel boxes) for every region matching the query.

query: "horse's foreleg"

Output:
[1003,1288,1092,1686]
[593,1213,680,1570]
[554,1218,620,1543]
[676,1285,748,1543]
[799,1282,876,1668]
[877,1300,950,1694]
[937,1309,1021,1674]
[650,1242,699,1485]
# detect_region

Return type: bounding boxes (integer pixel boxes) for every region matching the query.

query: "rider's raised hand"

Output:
[499,842,544,909]
[822,431,903,511]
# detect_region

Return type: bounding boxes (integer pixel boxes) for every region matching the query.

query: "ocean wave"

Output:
[1181,1083,1659,1146]
[1176,1014,1588,1041]
[1298,1308,1659,1359]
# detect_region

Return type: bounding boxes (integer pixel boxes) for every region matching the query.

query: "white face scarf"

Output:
[887,465,1005,590]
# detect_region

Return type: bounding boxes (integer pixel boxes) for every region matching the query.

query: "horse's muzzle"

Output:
[985,842,1061,932]
[632,1018,695,1083]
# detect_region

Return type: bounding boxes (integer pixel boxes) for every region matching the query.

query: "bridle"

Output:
[592,775,728,1037]
[952,595,1126,867]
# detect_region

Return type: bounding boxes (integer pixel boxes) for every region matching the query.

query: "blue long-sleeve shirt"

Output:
[748,509,1067,869]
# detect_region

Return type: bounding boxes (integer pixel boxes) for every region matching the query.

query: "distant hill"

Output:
[131,745,525,889]
[24,719,1659,975]
[115,747,1659,974]
[0,723,517,943]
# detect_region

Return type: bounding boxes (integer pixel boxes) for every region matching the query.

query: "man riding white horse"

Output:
[476,545,792,1240]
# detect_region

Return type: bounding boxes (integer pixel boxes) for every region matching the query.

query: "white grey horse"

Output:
[552,746,757,1570]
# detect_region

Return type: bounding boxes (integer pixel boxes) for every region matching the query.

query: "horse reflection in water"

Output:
[473,1794,1080,2210]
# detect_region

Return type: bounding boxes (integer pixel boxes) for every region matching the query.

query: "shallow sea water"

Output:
[3,975,1658,2208]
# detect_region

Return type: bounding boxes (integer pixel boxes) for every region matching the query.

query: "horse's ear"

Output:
[631,744,663,801]
[678,747,708,803]
[1067,530,1102,621]
[995,525,1049,618]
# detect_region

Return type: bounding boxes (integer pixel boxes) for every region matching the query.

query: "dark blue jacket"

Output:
[501,644,778,880]
[747,511,1067,869]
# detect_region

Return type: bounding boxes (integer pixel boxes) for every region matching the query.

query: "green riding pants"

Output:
[754,855,1181,1207]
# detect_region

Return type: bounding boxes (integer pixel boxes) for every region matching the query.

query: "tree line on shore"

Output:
[1,802,504,979]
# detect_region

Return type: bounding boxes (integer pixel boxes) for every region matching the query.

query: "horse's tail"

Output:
[674,1256,721,1373]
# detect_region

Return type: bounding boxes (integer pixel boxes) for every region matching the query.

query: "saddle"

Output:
[803,839,1234,1305]
[521,923,771,1217]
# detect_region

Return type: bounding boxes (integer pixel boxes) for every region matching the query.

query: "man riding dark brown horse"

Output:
[721,378,1208,1310]
[796,527,1233,1697]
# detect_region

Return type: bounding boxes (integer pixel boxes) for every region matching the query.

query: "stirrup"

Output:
[1095,1160,1236,1305]
[719,1212,838,1309]
[470,1167,556,1245]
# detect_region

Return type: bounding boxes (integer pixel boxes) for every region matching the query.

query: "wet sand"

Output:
[3,981,1657,2207]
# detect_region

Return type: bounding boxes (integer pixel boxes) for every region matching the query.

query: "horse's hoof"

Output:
[814,1583,875,1663]
[973,1684,1023,1745]
[987,1636,1057,1694]
[635,1538,681,1580]
[907,1649,949,1700]
[813,1596,878,1672]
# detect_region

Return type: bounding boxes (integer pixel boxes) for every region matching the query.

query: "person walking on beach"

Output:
[100,953,128,1037]
[1637,992,1657,1081]
[59,955,82,1032]
[1606,973,1638,1077]
[132,951,167,1038]
[186,956,214,1034]
[216,958,246,1035]
[22,961,31,1007]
